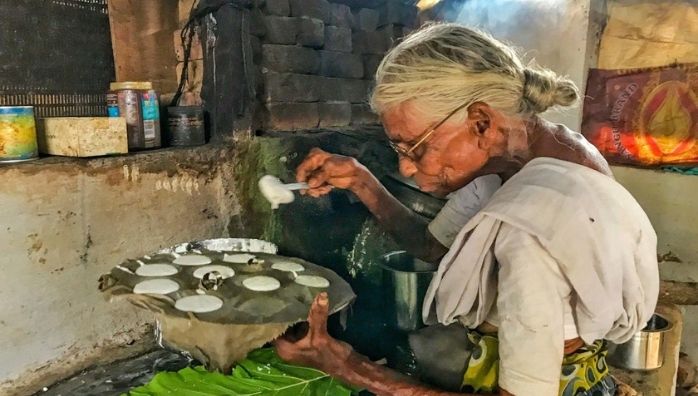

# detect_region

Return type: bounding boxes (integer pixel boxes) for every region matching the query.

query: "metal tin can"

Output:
[108,82,161,150]
[167,106,206,146]
[0,106,39,163]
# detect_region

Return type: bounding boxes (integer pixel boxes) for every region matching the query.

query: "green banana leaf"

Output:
[124,348,357,396]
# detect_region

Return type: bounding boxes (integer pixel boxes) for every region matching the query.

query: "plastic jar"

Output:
[107,82,161,149]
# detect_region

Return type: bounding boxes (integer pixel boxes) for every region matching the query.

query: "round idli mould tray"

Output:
[99,238,355,371]
[99,238,355,325]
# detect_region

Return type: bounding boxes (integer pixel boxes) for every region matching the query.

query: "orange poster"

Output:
[582,64,698,166]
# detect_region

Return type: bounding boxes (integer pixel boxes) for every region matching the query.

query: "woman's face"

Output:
[382,101,502,197]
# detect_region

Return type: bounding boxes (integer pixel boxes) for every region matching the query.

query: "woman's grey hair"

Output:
[370,23,579,121]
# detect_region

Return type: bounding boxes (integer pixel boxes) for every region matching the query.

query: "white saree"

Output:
[423,157,659,345]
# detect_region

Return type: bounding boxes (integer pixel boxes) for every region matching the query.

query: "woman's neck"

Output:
[476,115,550,179]
[485,115,613,178]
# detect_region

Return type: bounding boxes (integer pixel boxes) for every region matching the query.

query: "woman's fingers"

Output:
[296,148,331,183]
[296,149,370,199]
[306,159,359,188]
[308,292,329,337]
[307,169,331,188]
[307,185,333,198]
[297,149,360,185]
[274,294,328,360]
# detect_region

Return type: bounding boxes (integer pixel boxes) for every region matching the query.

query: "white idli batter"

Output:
[243,276,281,292]
[133,278,180,294]
[174,295,223,313]
[271,261,305,272]
[258,175,296,210]
[294,275,330,288]
[135,264,178,277]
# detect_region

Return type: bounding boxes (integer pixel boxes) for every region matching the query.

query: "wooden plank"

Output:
[660,280,698,306]
[200,5,251,141]
[107,0,179,94]
[39,117,128,157]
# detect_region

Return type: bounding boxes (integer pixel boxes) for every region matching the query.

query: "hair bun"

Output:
[521,67,579,114]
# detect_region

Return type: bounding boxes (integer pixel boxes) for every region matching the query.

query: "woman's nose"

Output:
[398,156,418,178]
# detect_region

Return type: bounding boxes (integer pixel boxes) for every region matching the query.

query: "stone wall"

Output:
[251,0,418,130]
[172,0,417,131]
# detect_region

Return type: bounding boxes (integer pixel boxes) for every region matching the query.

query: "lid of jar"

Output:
[110,81,153,90]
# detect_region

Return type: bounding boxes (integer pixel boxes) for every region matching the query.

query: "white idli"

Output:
[243,276,281,292]
[173,254,212,266]
[271,261,305,272]
[193,265,235,279]
[135,264,178,277]
[294,275,330,288]
[133,279,180,294]
[174,295,223,313]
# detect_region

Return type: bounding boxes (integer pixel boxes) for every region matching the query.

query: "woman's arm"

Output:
[494,224,566,396]
[296,148,448,263]
[275,293,483,396]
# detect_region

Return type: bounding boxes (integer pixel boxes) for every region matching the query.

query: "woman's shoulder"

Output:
[535,123,613,177]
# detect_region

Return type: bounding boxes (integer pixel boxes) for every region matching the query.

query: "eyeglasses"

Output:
[388,102,471,161]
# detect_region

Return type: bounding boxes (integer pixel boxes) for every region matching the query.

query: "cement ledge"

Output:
[0,144,237,177]
[0,324,156,396]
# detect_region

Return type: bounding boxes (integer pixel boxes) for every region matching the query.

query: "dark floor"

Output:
[34,350,191,396]
[34,324,412,396]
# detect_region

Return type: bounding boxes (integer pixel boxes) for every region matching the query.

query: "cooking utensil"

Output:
[607,313,672,371]
[100,237,357,372]
[382,174,446,219]
[380,251,438,332]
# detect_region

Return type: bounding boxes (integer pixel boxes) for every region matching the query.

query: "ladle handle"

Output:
[284,182,310,190]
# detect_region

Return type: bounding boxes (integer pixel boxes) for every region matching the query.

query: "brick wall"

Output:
[174,0,418,131]
[252,0,418,130]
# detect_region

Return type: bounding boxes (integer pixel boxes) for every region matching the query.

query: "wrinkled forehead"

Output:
[380,102,430,143]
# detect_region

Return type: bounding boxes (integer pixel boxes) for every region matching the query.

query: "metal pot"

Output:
[382,174,446,219]
[380,251,438,332]
[607,313,673,371]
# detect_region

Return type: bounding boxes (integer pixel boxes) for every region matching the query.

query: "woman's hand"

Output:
[274,292,352,373]
[296,148,374,197]
[275,293,477,396]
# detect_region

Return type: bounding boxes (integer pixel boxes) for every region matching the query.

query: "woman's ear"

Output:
[467,103,490,135]
[467,102,498,150]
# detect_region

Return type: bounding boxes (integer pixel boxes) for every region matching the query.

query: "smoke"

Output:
[444,0,570,61]
[436,0,589,127]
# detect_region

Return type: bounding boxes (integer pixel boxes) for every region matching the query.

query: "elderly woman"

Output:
[276,24,659,396]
